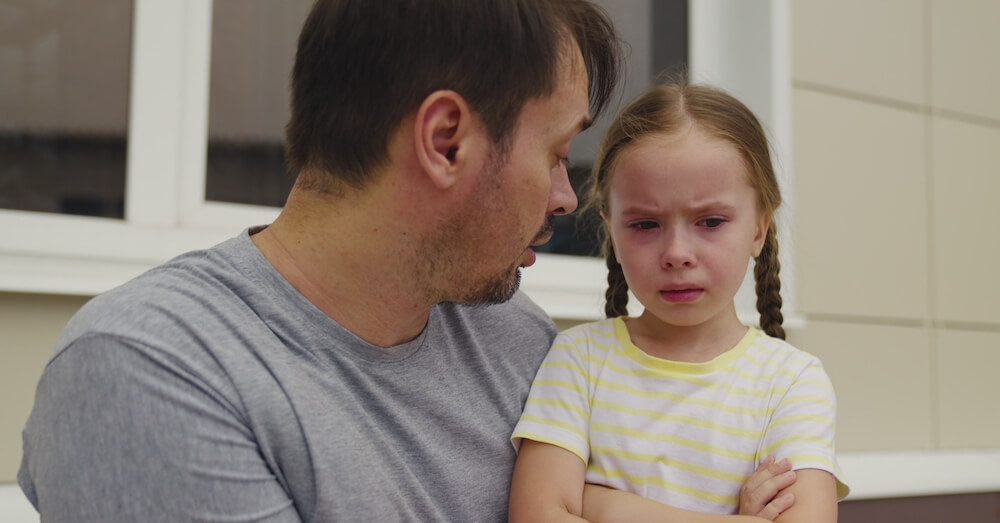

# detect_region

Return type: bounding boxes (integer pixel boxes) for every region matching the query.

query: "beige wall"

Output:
[790,0,1000,451]
[0,293,91,484]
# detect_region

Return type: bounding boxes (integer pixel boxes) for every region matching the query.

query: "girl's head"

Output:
[587,83,785,339]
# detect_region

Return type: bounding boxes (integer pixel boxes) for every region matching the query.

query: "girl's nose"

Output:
[660,230,695,269]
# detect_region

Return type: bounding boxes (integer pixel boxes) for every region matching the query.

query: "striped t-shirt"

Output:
[512,317,849,513]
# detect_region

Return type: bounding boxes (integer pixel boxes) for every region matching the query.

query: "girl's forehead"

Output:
[604,129,757,207]
[614,130,747,182]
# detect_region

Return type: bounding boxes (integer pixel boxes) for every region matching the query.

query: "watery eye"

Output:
[701,218,725,228]
[631,221,658,230]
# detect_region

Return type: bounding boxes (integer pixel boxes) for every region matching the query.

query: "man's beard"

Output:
[416,140,556,306]
[458,214,556,305]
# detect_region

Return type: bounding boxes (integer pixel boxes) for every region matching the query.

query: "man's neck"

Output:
[252,191,433,348]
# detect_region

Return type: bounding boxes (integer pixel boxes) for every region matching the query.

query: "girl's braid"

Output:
[754,227,785,339]
[604,246,630,318]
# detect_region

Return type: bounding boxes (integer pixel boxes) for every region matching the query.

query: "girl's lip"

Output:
[660,288,703,303]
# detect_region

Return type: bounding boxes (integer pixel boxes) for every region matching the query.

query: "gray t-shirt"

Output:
[18,229,556,522]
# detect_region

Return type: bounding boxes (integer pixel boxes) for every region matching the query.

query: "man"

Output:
[18,0,622,521]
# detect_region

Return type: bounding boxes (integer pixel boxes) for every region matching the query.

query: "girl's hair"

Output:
[585,82,785,339]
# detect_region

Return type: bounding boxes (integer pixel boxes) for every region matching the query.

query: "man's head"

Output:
[418,38,594,305]
[285,0,622,194]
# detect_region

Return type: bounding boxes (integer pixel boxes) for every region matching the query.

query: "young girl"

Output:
[509,83,848,522]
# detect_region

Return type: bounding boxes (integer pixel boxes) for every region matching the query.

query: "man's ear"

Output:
[413,90,479,190]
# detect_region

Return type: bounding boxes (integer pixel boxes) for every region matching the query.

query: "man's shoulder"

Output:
[55,234,261,356]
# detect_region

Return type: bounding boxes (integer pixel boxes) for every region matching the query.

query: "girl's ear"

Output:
[751,213,771,258]
[412,90,481,190]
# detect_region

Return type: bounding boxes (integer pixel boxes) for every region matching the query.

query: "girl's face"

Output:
[605,125,769,338]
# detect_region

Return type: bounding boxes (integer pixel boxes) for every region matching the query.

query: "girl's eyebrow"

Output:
[617,201,736,216]
[688,201,737,213]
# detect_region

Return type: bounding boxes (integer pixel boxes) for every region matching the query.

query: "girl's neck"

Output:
[624,309,748,363]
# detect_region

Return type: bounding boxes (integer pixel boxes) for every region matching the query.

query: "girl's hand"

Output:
[738,455,797,520]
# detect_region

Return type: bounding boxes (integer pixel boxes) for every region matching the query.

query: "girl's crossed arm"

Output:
[509,440,797,523]
[509,439,589,522]
[766,469,838,523]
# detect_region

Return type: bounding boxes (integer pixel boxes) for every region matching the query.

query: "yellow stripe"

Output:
[590,378,775,416]
[591,399,764,438]
[760,433,833,456]
[766,413,834,431]
[536,359,588,377]
[788,377,836,390]
[512,432,588,464]
[525,396,590,420]
[549,332,832,400]
[776,395,835,409]
[590,422,756,461]
[586,356,783,398]
[777,453,835,469]
[589,445,749,484]
[741,349,811,369]
[529,377,588,397]
[587,464,739,506]
[517,414,588,441]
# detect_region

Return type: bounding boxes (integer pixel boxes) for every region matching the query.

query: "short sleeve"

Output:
[760,357,850,499]
[510,330,594,464]
[18,334,302,522]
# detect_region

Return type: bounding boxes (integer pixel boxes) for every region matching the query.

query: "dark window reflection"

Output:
[0,0,132,218]
[535,165,603,257]
[204,0,312,208]
[202,0,685,259]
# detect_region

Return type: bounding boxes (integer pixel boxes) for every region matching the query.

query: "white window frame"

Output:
[0,0,793,322]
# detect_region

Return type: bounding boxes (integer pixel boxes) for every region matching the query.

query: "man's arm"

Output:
[19,334,300,522]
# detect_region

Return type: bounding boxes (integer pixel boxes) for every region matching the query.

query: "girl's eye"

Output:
[700,218,725,228]
[630,221,658,230]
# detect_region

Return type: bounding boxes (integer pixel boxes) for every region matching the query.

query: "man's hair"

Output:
[285,0,623,192]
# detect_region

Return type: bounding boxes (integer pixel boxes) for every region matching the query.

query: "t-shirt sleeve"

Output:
[18,334,302,522]
[760,357,850,500]
[510,330,593,464]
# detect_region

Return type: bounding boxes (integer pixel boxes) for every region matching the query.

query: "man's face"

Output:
[438,45,592,304]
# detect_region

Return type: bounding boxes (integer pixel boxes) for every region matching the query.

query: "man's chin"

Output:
[458,267,522,306]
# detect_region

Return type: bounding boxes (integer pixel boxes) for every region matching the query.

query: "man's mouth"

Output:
[530,215,557,246]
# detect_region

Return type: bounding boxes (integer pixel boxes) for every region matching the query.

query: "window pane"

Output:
[204,0,686,261]
[205,0,312,208]
[0,0,131,218]
[536,0,687,258]
[535,166,603,257]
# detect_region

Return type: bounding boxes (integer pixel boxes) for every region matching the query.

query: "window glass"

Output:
[203,0,686,260]
[0,0,132,218]
[204,0,312,208]
[536,0,687,257]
